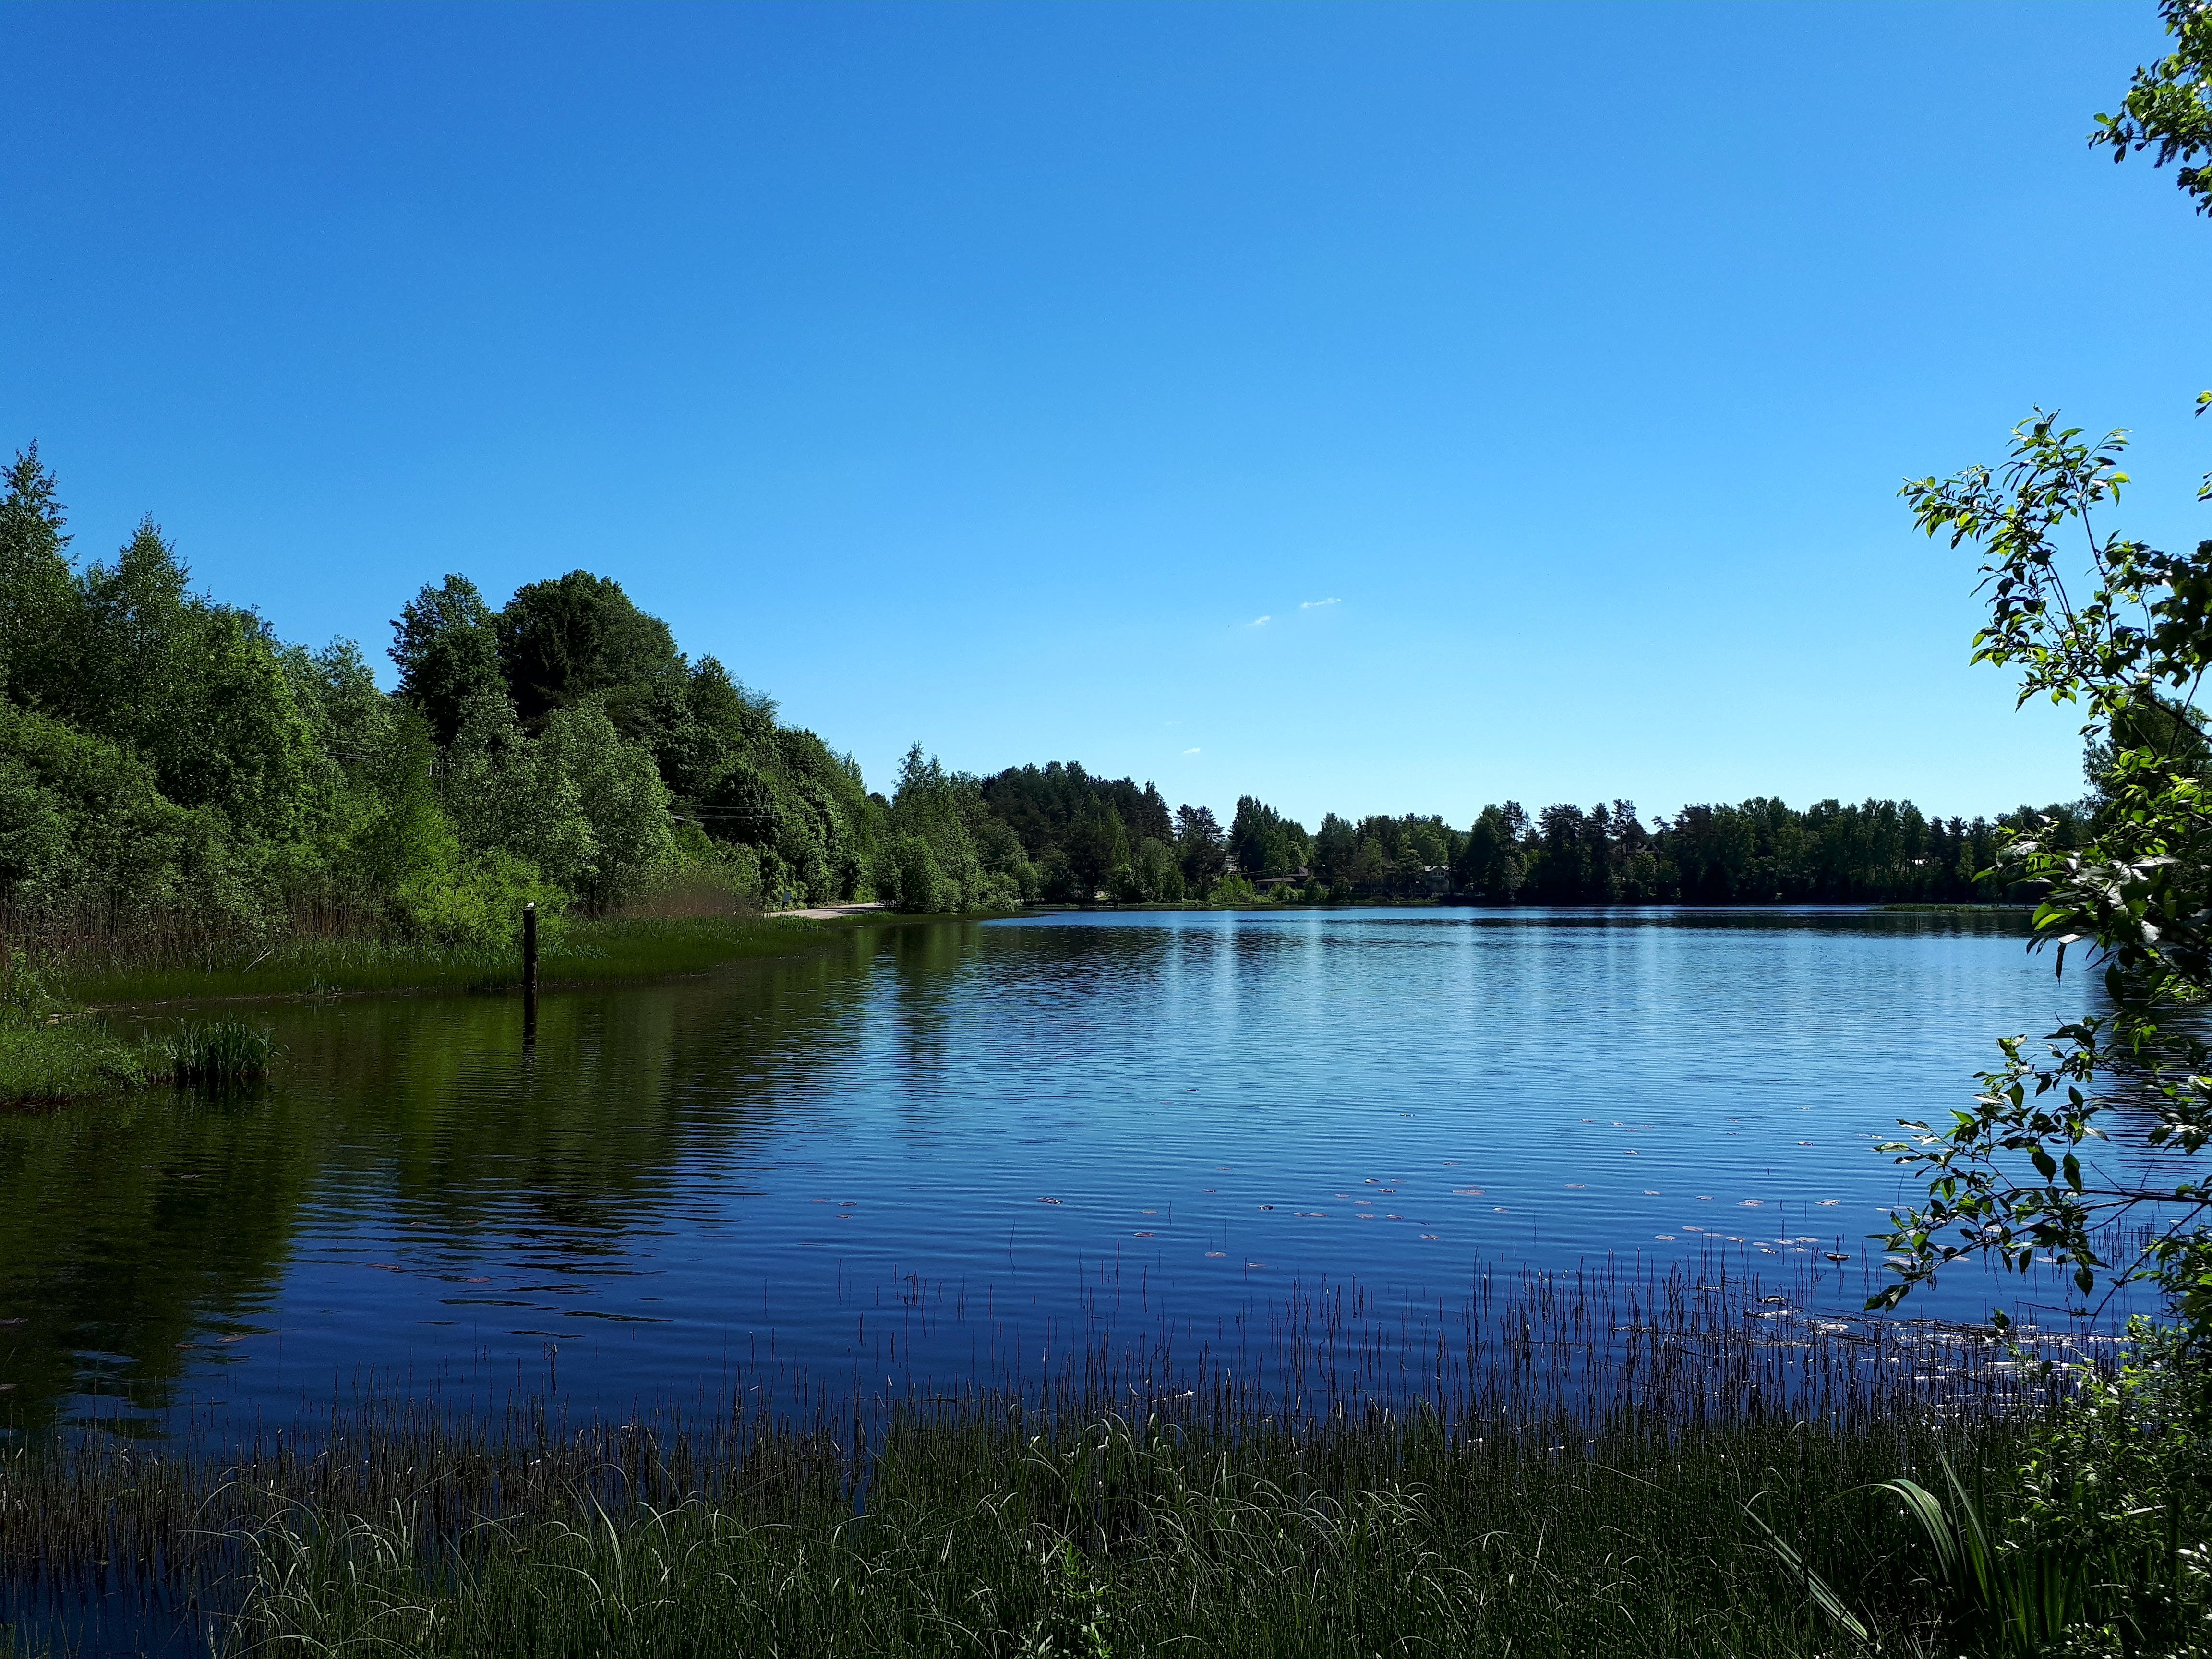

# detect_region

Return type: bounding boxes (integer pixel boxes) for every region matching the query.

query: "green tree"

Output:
[2092,0,2212,215]
[390,575,505,744]
[1879,402,2212,1330]
[1452,806,1525,901]
[0,445,76,712]
[537,705,674,910]
[1174,804,1226,893]
[440,691,594,895]
[1064,800,1129,900]
[1227,796,1308,879]
[495,570,682,730]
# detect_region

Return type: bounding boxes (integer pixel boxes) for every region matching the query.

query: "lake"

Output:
[0,907,2093,1435]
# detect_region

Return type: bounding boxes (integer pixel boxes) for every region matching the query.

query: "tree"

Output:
[1125,837,1184,903]
[495,570,682,729]
[440,690,594,892]
[0,445,75,711]
[390,575,504,744]
[2092,0,2212,216]
[1878,403,2212,1330]
[1175,804,1226,892]
[1228,796,1308,879]
[1453,805,1525,901]
[537,705,674,910]
[1063,800,1129,900]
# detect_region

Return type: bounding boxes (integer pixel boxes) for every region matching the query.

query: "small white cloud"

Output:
[1182,746,1201,755]
[1300,597,1341,609]
[1246,614,1271,628]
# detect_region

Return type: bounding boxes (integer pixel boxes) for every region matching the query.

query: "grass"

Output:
[0,907,989,1104]
[63,914,847,1006]
[0,1411,2019,1658]
[0,1260,2098,1657]
[0,1014,156,1103]
[0,1014,283,1104]
[163,1019,280,1082]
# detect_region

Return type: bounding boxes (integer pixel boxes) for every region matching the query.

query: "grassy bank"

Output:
[2,1259,2138,1657]
[0,908,1047,1104]
[0,1013,282,1105]
[0,1014,157,1103]
[63,914,844,1006]
[0,1396,2030,1658]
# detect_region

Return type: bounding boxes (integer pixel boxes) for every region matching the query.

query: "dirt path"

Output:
[767,902,889,922]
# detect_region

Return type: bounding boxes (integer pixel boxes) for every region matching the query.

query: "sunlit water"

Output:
[0,908,2106,1434]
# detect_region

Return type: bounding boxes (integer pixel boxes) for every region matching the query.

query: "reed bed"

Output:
[60,915,827,1006]
[161,1020,279,1083]
[0,1261,2089,1658]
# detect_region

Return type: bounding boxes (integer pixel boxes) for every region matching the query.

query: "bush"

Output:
[395,849,567,950]
[2011,1323,2212,1652]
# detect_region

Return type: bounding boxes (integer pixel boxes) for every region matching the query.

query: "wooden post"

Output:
[522,901,539,1047]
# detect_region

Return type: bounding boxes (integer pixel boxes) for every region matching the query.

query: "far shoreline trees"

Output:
[0,444,2077,942]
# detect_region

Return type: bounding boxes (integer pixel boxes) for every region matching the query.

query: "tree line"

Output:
[0,445,2072,946]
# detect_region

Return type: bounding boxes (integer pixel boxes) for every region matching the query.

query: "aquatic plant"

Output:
[164,1020,280,1083]
[0,1259,2088,1657]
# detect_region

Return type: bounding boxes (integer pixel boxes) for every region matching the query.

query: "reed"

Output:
[36,915,831,1007]
[162,1019,279,1083]
[0,1260,2093,1657]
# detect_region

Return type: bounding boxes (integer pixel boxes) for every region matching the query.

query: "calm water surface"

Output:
[0,908,2090,1433]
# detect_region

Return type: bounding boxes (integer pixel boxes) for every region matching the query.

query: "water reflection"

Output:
[0,909,2112,1433]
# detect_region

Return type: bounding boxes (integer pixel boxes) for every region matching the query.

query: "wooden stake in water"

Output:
[523,901,539,1047]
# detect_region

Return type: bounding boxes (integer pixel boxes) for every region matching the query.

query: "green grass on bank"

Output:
[65,914,845,1007]
[0,1014,157,1103]
[0,1407,2030,1659]
[0,1014,281,1106]
[0,911,986,1103]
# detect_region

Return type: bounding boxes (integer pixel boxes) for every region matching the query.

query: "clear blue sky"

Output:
[4,1,2206,828]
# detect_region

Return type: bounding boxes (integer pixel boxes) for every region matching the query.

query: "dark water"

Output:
[0,908,2093,1434]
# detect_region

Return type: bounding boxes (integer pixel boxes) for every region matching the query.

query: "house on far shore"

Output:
[1254,868,1310,893]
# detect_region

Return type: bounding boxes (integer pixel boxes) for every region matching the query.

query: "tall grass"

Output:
[163,1019,279,1083]
[0,950,156,1103]
[52,915,837,1006]
[0,1014,154,1104]
[0,1261,2094,1657]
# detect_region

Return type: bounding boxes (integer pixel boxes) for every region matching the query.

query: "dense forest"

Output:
[0,446,2079,945]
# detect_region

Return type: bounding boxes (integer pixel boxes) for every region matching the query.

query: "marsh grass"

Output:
[0,1262,2088,1657]
[162,1020,279,1083]
[60,915,833,1006]
[0,1014,155,1104]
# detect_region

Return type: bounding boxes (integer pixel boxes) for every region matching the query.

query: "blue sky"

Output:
[3,1,2206,827]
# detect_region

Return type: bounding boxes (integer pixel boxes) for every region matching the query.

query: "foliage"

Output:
[494,568,683,730]
[2093,0,2212,216]
[1228,794,1309,880]
[390,574,503,744]
[2007,1322,2212,1653]
[877,744,1033,914]
[0,446,926,996]
[1877,405,2212,1331]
